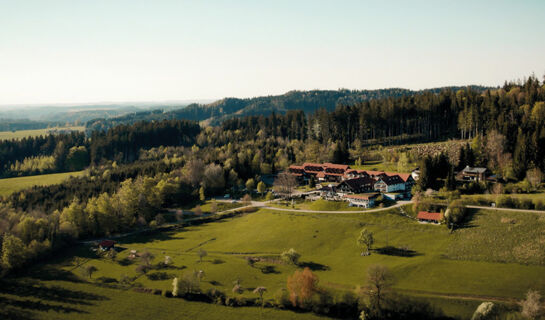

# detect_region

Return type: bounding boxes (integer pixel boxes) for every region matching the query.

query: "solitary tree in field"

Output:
[445,200,466,231]
[357,228,374,256]
[82,265,98,279]
[172,277,179,297]
[287,267,319,308]
[365,264,393,314]
[521,289,542,319]
[232,283,243,294]
[140,250,155,267]
[197,248,207,263]
[281,248,301,265]
[196,270,205,282]
[257,181,266,197]
[253,286,267,309]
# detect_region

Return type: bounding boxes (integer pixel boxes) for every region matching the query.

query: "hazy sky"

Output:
[1,0,545,105]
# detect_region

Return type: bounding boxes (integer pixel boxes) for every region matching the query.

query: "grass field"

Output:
[444,209,545,265]
[0,126,85,140]
[2,206,543,319]
[0,277,326,320]
[462,192,545,202]
[188,200,244,213]
[270,199,363,211]
[0,171,85,196]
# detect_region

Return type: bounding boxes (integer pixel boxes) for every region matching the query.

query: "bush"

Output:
[496,195,515,208]
[274,288,290,308]
[281,248,301,265]
[519,199,534,210]
[534,200,545,210]
[161,289,172,297]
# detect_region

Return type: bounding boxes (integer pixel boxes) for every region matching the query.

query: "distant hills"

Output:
[0,101,208,132]
[85,86,494,131]
[0,86,494,133]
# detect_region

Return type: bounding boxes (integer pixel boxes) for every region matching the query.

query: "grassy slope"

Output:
[270,199,362,211]
[462,193,545,202]
[0,278,325,320]
[0,126,85,140]
[0,171,85,196]
[2,207,544,319]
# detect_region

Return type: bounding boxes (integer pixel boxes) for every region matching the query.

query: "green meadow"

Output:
[0,171,85,197]
[2,206,544,319]
[0,126,85,140]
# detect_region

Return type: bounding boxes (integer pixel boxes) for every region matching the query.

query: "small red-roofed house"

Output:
[417,211,443,224]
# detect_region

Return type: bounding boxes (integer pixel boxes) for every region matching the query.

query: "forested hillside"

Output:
[86,86,491,131]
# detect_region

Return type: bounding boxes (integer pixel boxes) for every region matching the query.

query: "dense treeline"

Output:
[219,76,545,177]
[86,86,490,131]
[0,132,86,177]
[0,119,64,131]
[0,119,200,177]
[7,160,178,213]
[88,119,200,163]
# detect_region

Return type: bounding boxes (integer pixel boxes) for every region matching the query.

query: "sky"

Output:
[1,0,545,106]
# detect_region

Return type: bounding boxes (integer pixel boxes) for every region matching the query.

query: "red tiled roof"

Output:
[316,172,326,178]
[290,173,303,176]
[384,172,412,182]
[323,163,350,170]
[363,170,385,176]
[289,165,305,170]
[417,211,442,222]
[99,240,115,247]
[302,162,323,168]
[325,172,345,176]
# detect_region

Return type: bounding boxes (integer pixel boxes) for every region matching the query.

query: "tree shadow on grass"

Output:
[374,246,422,257]
[260,265,280,274]
[0,299,36,320]
[453,209,481,230]
[209,280,222,286]
[0,279,108,306]
[297,261,330,271]
[25,265,82,283]
[119,230,182,244]
[0,296,88,315]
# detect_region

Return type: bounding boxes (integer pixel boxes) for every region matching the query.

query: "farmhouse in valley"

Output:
[457,166,489,182]
[344,193,379,208]
[287,162,415,207]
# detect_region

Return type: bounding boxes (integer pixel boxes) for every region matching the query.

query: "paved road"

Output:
[432,202,545,214]
[254,200,413,214]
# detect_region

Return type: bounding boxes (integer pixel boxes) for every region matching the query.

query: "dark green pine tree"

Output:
[458,145,466,170]
[418,156,433,190]
[444,166,456,190]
